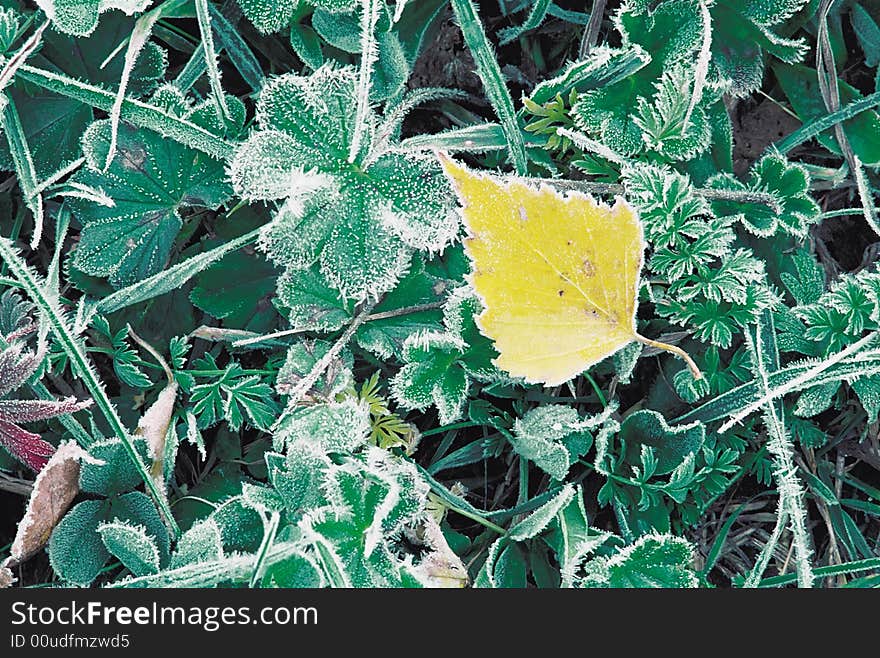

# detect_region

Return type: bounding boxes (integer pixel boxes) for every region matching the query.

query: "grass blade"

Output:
[449,0,528,174]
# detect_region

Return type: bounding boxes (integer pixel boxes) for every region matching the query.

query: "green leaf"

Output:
[274,398,370,453]
[510,407,595,480]
[190,357,278,430]
[190,248,277,326]
[80,437,151,497]
[581,533,699,588]
[69,120,231,287]
[48,499,110,586]
[707,153,819,237]
[619,410,705,476]
[109,491,171,565]
[276,338,353,401]
[98,520,161,576]
[170,518,223,568]
[354,257,446,359]
[289,22,324,70]
[851,3,880,68]
[238,0,298,34]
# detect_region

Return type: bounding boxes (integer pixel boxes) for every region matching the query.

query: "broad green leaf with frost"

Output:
[97,520,162,576]
[509,406,596,481]
[706,153,819,237]
[711,0,810,96]
[273,398,371,453]
[301,451,429,587]
[170,519,223,568]
[80,436,151,497]
[572,0,706,159]
[579,533,699,588]
[276,339,354,401]
[619,410,705,475]
[69,120,230,287]
[48,499,110,586]
[230,65,458,300]
[0,14,167,179]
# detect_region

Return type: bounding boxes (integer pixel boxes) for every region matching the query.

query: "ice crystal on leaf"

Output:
[230,65,458,301]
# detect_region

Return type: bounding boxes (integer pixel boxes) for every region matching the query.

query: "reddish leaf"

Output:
[0,419,55,472]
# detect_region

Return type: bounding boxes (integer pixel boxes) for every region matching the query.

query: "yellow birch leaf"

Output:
[439,154,701,386]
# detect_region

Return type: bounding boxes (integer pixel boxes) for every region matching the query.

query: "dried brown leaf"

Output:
[7,441,100,565]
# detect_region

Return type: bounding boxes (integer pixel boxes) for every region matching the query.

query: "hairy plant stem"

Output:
[273,301,377,415]
[532,177,783,213]
[0,239,180,539]
[232,301,444,348]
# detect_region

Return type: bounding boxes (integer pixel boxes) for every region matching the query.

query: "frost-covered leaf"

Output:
[579,533,699,588]
[189,355,279,431]
[233,65,457,301]
[707,153,819,237]
[267,443,333,517]
[301,450,429,587]
[619,410,705,476]
[711,0,810,96]
[80,436,151,497]
[0,13,167,179]
[276,339,354,402]
[354,256,447,359]
[170,519,224,568]
[572,0,705,157]
[509,406,596,480]
[48,499,110,586]
[97,521,161,576]
[852,375,880,424]
[274,398,371,453]
[69,120,231,288]
[36,0,151,37]
[238,0,299,34]
[391,288,500,424]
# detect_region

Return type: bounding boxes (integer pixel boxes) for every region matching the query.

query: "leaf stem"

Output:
[633,333,703,380]
[528,178,782,213]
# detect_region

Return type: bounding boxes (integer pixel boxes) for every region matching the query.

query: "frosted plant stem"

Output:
[0,20,48,92]
[719,331,878,433]
[232,301,444,347]
[249,511,280,588]
[761,404,814,587]
[579,0,606,57]
[273,301,377,415]
[348,0,381,163]
[104,6,165,170]
[744,325,814,588]
[529,177,782,213]
[194,0,232,122]
[1,97,43,249]
[682,0,711,133]
[743,502,788,588]
[0,239,180,539]
[852,154,880,237]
